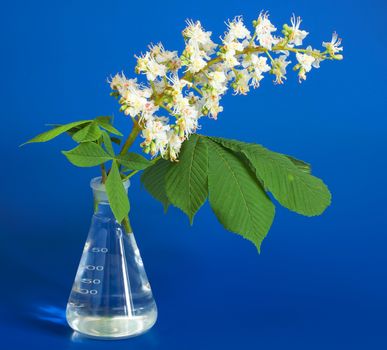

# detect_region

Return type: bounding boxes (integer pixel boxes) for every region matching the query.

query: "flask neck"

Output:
[90,176,130,216]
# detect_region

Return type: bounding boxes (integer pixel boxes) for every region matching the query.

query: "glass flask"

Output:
[66,177,157,339]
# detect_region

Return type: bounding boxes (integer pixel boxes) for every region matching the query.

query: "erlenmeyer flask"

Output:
[66,177,157,339]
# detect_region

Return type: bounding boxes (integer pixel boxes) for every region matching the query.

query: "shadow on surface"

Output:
[20,304,72,338]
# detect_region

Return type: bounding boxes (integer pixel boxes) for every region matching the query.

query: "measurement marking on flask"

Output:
[85,265,104,271]
[80,249,107,296]
[91,247,108,253]
[79,288,98,295]
[81,278,101,285]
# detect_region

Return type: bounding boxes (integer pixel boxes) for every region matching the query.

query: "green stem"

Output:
[158,103,175,115]
[123,169,140,181]
[191,84,203,95]
[150,81,157,94]
[122,216,133,234]
[119,119,142,156]
[100,163,108,183]
[265,50,275,63]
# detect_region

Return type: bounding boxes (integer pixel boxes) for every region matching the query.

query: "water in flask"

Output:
[66,177,157,339]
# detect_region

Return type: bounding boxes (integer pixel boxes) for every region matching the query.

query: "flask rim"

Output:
[90,176,130,192]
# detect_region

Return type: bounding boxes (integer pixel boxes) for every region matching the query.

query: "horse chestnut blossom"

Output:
[110,12,343,161]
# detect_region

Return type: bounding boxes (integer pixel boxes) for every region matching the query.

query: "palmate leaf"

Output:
[116,152,152,170]
[165,134,208,224]
[211,137,331,216]
[205,138,275,251]
[102,130,115,156]
[105,160,130,223]
[141,158,173,211]
[140,134,331,252]
[22,120,92,145]
[96,116,123,136]
[285,155,311,174]
[62,142,112,167]
[72,122,102,143]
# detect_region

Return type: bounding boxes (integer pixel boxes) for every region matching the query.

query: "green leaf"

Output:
[141,158,173,211]
[105,160,130,223]
[22,120,91,145]
[206,138,275,252]
[165,134,208,224]
[46,123,85,137]
[62,142,112,167]
[116,153,152,170]
[102,130,115,156]
[211,137,331,216]
[95,116,112,124]
[72,122,102,143]
[96,116,123,136]
[285,155,311,174]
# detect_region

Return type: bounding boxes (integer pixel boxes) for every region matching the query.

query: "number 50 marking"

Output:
[91,247,108,253]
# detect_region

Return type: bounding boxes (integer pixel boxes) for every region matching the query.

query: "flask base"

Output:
[66,309,157,339]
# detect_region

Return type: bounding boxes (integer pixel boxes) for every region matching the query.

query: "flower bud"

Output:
[119,105,128,112]
[143,145,151,154]
[293,63,300,71]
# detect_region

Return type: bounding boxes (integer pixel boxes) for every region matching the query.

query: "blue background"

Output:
[1,0,386,349]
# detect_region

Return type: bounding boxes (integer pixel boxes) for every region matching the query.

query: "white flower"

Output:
[296,53,315,72]
[166,131,184,161]
[110,13,344,161]
[149,43,178,64]
[272,54,291,84]
[145,58,167,81]
[141,116,170,156]
[208,70,228,94]
[172,95,200,130]
[250,71,264,88]
[121,88,148,117]
[258,33,279,50]
[177,110,199,137]
[226,16,251,40]
[109,73,138,92]
[233,69,250,95]
[296,52,315,81]
[242,55,270,88]
[244,54,270,73]
[323,32,343,54]
[255,12,277,37]
[222,35,244,52]
[202,91,223,119]
[142,116,169,140]
[255,12,278,49]
[256,56,271,73]
[135,52,168,81]
[141,100,159,121]
[187,51,207,73]
[221,49,239,68]
[168,74,190,93]
[306,46,322,68]
[289,15,308,46]
[183,20,217,54]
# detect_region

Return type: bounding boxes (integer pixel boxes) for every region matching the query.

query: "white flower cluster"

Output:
[110,12,343,161]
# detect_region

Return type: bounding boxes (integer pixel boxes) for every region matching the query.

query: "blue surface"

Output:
[1,0,386,349]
